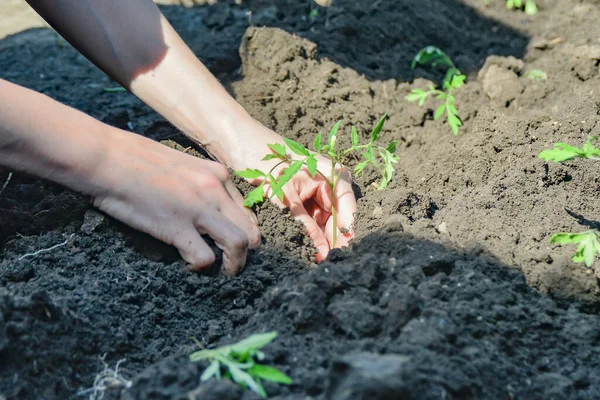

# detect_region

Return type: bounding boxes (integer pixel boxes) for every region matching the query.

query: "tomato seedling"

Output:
[549,231,600,268]
[540,137,600,267]
[236,115,398,247]
[506,0,538,15]
[190,331,292,398]
[539,136,600,162]
[406,46,466,136]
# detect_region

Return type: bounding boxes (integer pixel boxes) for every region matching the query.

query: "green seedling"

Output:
[407,46,466,136]
[506,0,538,15]
[539,136,600,163]
[540,137,600,267]
[236,115,398,247]
[525,69,548,81]
[190,332,292,398]
[550,231,600,267]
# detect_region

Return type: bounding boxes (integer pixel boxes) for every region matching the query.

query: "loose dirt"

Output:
[2,1,600,399]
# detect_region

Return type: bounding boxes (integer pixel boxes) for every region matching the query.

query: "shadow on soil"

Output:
[2,225,600,399]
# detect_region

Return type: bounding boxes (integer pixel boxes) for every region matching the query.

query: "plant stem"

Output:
[330,158,338,248]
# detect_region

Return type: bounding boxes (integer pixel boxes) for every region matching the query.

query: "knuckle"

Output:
[230,231,250,253]
[212,164,230,182]
[202,173,225,191]
[248,227,262,248]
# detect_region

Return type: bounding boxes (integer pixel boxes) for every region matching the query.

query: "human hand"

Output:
[265,155,357,261]
[91,130,261,276]
[230,126,358,262]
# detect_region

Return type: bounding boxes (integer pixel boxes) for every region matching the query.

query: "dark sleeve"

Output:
[26,0,168,88]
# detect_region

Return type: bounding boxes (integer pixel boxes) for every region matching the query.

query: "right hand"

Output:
[90,129,261,276]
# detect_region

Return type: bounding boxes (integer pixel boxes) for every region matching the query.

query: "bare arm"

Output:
[25,0,268,168]
[0,78,260,274]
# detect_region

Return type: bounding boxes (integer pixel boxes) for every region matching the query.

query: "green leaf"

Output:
[351,126,359,147]
[236,169,266,179]
[447,109,462,136]
[247,365,293,385]
[262,154,281,161]
[449,74,466,90]
[377,148,399,189]
[385,140,398,154]
[270,161,303,200]
[268,143,287,158]
[314,132,323,152]
[406,89,427,103]
[306,156,317,178]
[229,364,266,398]
[354,161,368,176]
[283,138,310,157]
[539,138,600,163]
[550,231,600,268]
[229,332,278,354]
[434,104,446,120]
[201,360,221,382]
[362,146,377,164]
[270,173,285,203]
[329,120,342,149]
[525,0,538,15]
[243,184,266,208]
[371,114,387,143]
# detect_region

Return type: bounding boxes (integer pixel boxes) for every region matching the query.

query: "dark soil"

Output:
[3,0,600,399]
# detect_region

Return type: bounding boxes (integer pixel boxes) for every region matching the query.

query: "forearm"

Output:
[25,0,265,168]
[0,78,110,195]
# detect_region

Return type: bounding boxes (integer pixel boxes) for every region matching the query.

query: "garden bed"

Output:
[2,0,600,399]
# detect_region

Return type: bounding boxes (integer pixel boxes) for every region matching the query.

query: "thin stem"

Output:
[330,158,338,248]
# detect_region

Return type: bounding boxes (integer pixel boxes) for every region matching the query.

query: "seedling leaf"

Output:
[434,104,446,120]
[248,365,293,385]
[268,143,287,158]
[243,183,266,208]
[329,120,341,149]
[236,169,266,179]
[351,126,358,147]
[354,161,368,176]
[539,138,600,163]
[262,154,281,161]
[385,140,398,154]
[229,364,266,398]
[201,360,221,382]
[371,114,387,142]
[314,132,323,152]
[550,231,600,267]
[306,156,318,178]
[283,138,310,157]
[270,161,303,199]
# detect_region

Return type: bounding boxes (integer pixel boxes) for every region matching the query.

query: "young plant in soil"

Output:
[406,46,466,136]
[236,115,398,248]
[539,136,600,267]
[506,0,538,15]
[190,331,292,398]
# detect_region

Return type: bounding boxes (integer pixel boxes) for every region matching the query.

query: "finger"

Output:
[221,180,261,248]
[304,198,330,228]
[173,228,216,271]
[196,211,249,276]
[285,189,330,262]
